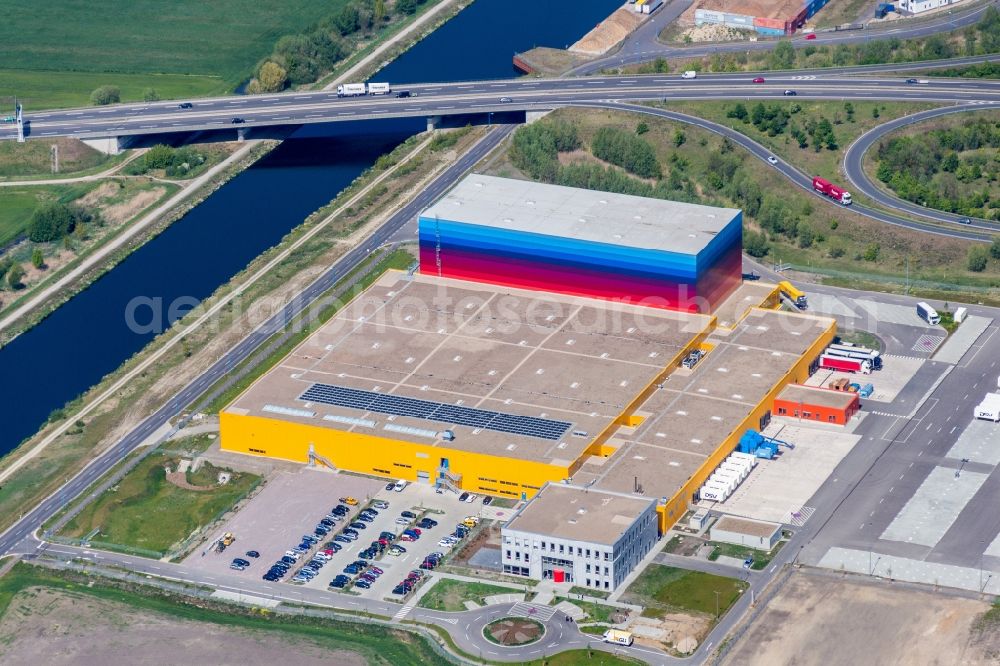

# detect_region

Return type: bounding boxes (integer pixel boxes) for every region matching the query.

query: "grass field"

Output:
[620,565,748,619]
[0,137,114,179]
[0,0,345,109]
[61,452,260,555]
[417,578,519,612]
[0,182,95,246]
[0,563,450,666]
[706,541,785,570]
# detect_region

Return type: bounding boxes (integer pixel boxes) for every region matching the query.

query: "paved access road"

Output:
[6,65,1000,141]
[572,0,1000,74]
[843,104,1000,228]
[594,100,997,241]
[0,123,513,561]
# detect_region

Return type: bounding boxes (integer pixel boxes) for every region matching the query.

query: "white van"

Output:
[681,70,697,79]
[603,629,634,646]
[393,479,408,492]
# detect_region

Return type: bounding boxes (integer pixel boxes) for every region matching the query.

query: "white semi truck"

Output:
[336,82,391,97]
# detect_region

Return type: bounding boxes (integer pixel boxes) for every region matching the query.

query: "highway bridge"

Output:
[4,55,1000,148]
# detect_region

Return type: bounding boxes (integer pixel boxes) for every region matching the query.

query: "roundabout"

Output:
[483,617,545,646]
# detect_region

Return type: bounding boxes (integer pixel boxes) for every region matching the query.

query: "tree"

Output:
[843,102,854,122]
[863,243,880,262]
[396,0,418,14]
[374,0,386,23]
[967,245,990,272]
[27,203,76,242]
[991,236,1000,259]
[673,129,686,147]
[727,103,748,122]
[31,248,45,269]
[90,85,121,106]
[6,264,25,290]
[743,230,770,258]
[770,41,795,69]
[636,122,649,136]
[142,88,160,102]
[872,107,880,119]
[257,61,288,93]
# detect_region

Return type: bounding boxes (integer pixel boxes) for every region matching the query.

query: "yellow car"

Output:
[340,496,359,506]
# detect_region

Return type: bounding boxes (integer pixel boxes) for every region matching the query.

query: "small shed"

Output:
[774,384,859,425]
[710,516,781,550]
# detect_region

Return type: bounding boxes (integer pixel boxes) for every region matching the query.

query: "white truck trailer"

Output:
[336,83,367,97]
[976,393,1000,422]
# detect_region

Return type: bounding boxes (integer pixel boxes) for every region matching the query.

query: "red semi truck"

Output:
[812,177,853,205]
[820,353,871,375]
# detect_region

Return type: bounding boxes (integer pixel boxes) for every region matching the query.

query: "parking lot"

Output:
[181,468,382,579]
[301,483,487,600]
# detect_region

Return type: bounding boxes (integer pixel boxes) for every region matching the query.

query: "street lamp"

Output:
[714,590,720,618]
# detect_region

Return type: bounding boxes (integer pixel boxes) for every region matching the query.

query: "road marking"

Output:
[393,603,415,621]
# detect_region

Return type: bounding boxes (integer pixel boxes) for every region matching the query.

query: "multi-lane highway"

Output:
[6,63,1000,141]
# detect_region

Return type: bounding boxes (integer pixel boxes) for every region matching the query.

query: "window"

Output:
[585,548,591,558]
[829,415,837,422]
[559,544,564,554]
[586,578,591,587]
[777,407,787,415]
[586,563,591,573]
[506,550,511,559]
[604,581,609,590]
[524,553,530,563]
[577,547,582,556]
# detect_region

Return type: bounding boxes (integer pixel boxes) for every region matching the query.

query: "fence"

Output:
[786,264,1000,298]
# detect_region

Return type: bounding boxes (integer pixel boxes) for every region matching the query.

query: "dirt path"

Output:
[0,140,258,338]
[323,0,464,89]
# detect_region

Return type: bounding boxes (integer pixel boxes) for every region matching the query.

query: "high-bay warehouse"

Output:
[220,175,838,590]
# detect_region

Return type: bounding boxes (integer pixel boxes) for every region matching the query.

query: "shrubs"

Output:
[591,126,661,178]
[89,85,120,106]
[967,245,990,272]
[126,144,207,177]
[28,203,77,242]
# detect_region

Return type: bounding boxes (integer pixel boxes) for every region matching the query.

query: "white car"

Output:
[372,500,389,509]
[767,156,778,165]
[395,517,411,525]
[464,493,478,503]
[438,539,455,548]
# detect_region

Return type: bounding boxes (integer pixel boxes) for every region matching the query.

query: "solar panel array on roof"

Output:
[299,383,571,441]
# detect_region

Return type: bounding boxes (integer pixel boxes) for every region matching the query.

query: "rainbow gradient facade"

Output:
[418,176,743,313]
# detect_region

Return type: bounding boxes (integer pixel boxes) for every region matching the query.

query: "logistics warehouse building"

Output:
[219,176,836,590]
[418,175,743,314]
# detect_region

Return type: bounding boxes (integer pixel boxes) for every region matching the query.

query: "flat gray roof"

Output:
[421,174,740,256]
[504,483,656,545]
[713,516,781,539]
[778,384,858,409]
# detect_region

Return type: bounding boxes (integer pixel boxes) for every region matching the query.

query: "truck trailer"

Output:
[976,393,1000,422]
[778,280,808,309]
[825,345,883,370]
[820,353,872,375]
[916,301,941,325]
[367,82,391,95]
[812,176,853,205]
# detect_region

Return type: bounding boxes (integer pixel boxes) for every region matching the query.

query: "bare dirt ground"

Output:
[571,6,646,56]
[0,587,366,666]
[722,571,1000,666]
[101,187,166,225]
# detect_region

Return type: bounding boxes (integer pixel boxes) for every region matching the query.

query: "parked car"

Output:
[245,550,260,558]
[355,580,372,589]
[401,510,417,519]
[458,492,470,502]
[385,482,396,491]
[372,500,389,509]
[350,521,367,530]
[395,517,411,525]
[334,535,352,544]
[340,496,359,505]
[482,496,493,506]
[464,494,478,503]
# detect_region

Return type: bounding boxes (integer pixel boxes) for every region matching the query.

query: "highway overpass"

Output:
[5,59,1000,149]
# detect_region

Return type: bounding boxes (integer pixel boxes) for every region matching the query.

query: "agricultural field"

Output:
[0,0,344,109]
[60,451,260,556]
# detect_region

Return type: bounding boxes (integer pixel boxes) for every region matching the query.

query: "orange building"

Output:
[773,384,859,426]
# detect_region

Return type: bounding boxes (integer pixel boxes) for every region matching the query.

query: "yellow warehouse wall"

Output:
[220,412,572,500]
[654,313,836,533]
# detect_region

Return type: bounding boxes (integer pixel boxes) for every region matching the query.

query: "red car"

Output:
[752,77,766,83]
[805,33,817,40]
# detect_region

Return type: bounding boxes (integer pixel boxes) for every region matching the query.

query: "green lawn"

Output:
[60,452,260,555]
[0,563,449,666]
[0,0,345,109]
[417,579,520,612]
[553,597,623,623]
[621,565,747,618]
[706,541,785,570]
[0,137,115,179]
[0,183,95,246]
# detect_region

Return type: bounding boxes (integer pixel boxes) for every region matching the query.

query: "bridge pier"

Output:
[236,127,248,142]
[426,115,441,132]
[81,135,131,155]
